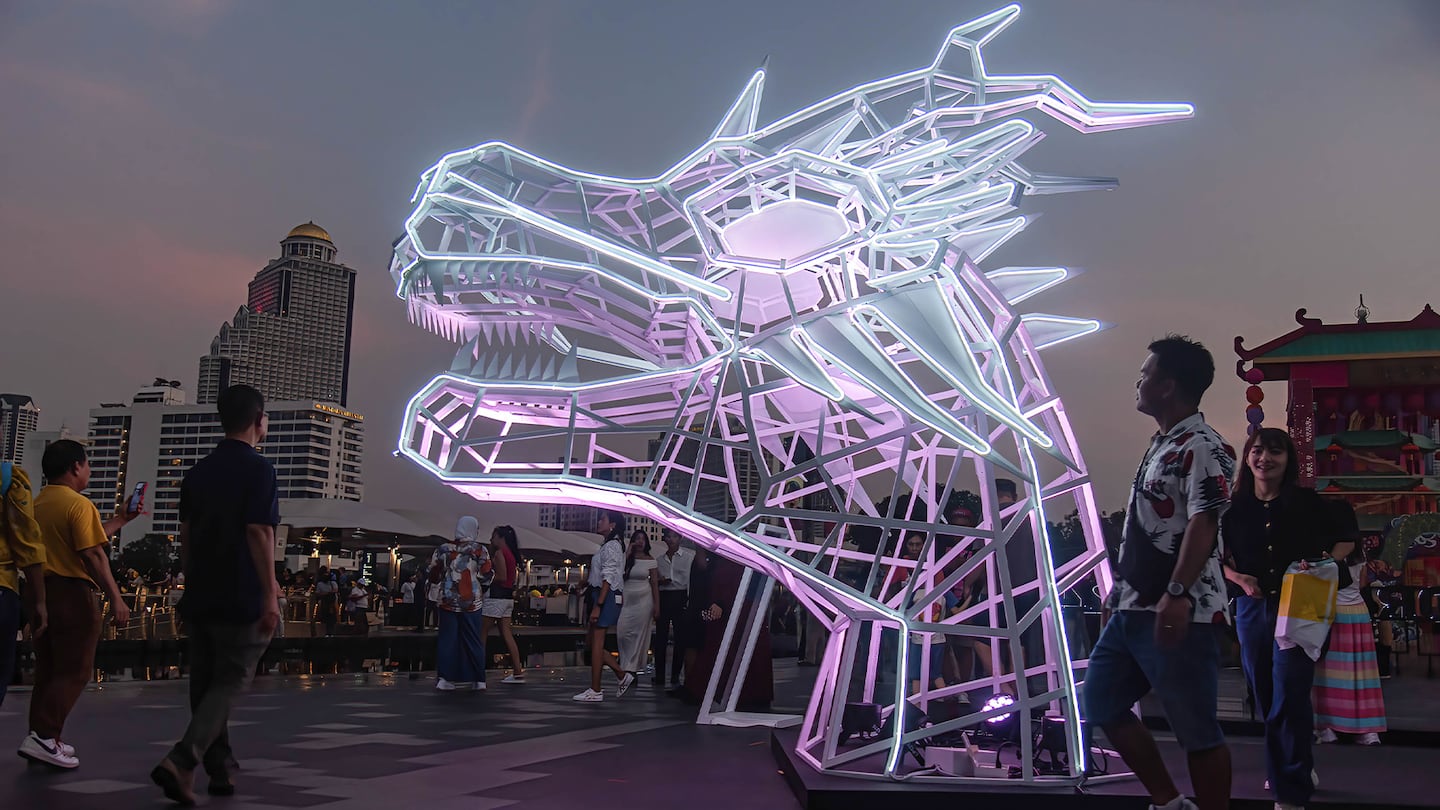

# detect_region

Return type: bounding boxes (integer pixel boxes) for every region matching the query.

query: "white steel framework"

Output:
[389,4,1191,784]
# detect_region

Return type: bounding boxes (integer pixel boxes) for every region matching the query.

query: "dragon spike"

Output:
[712,67,767,140]
[799,314,993,455]
[556,343,580,382]
[943,4,1021,53]
[932,4,1022,84]
[788,111,862,158]
[985,266,1072,305]
[750,333,844,401]
[1019,314,1104,351]
[451,335,480,373]
[949,215,1030,265]
[747,336,887,424]
[859,286,1052,449]
[1004,164,1119,196]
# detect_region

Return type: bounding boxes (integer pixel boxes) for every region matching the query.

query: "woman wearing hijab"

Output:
[426,516,494,691]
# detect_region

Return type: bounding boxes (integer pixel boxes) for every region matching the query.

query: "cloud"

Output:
[99,0,234,37]
[1,58,153,115]
[516,6,556,139]
[0,200,254,317]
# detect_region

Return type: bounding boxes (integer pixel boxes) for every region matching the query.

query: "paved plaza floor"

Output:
[0,667,798,810]
[3,658,1435,809]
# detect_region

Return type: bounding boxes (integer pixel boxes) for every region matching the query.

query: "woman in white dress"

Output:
[616,530,660,688]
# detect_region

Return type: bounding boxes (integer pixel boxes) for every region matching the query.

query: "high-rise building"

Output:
[0,394,40,465]
[197,222,357,406]
[87,384,365,545]
[537,457,664,542]
[651,424,763,525]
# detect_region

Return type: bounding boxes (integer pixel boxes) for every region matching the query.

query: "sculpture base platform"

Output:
[771,727,1432,809]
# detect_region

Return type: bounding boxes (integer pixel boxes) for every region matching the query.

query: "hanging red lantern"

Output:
[1245,385,1265,405]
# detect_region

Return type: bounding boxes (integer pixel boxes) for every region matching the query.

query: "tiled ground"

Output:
[0,668,800,809]
[4,656,1436,810]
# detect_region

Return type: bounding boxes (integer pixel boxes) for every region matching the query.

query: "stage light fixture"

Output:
[984,693,1016,725]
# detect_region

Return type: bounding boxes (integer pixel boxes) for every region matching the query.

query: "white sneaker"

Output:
[18,732,79,769]
[472,682,486,691]
[572,688,604,702]
[1265,771,1318,792]
[1357,732,1381,745]
[435,678,457,691]
[501,674,525,683]
[617,672,635,697]
[1148,798,1197,810]
[1315,728,1338,744]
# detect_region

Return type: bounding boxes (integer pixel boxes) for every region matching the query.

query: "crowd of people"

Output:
[0,338,1402,810]
[418,505,755,707]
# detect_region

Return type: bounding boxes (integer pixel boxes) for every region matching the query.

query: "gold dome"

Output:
[285,221,333,242]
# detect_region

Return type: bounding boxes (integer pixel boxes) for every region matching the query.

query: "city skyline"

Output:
[3,1,1439,528]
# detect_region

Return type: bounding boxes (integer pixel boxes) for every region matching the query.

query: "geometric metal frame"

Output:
[389,4,1190,784]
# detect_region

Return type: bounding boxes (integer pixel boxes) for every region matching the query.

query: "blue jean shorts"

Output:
[586,589,622,629]
[1082,611,1224,753]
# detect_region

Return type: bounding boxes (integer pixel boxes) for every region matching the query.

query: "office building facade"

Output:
[0,394,40,465]
[197,222,357,406]
[87,384,364,544]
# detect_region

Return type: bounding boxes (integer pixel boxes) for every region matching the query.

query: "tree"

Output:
[115,533,180,581]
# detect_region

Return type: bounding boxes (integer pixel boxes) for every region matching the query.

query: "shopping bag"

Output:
[1275,559,1339,661]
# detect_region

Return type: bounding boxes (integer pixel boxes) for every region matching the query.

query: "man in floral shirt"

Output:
[1085,335,1236,810]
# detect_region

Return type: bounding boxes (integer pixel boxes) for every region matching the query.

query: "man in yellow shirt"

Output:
[21,440,135,770]
[1,461,47,708]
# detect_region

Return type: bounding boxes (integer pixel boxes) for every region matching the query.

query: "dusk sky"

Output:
[3,0,1439,529]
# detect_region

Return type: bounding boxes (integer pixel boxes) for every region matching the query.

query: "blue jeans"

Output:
[1235,596,1315,806]
[907,641,945,684]
[0,588,18,707]
[1083,611,1224,752]
[436,610,486,684]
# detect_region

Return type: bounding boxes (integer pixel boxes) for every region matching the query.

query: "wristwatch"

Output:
[1166,580,1187,598]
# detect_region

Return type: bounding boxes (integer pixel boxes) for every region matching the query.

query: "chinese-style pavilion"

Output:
[1235,301,1440,529]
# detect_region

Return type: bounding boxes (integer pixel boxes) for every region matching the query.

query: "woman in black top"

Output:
[1220,428,1354,810]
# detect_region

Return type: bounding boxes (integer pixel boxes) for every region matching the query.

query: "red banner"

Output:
[1289,379,1316,487]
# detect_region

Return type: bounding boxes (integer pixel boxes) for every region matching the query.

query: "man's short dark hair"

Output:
[996,479,1018,501]
[1147,334,1215,405]
[42,439,88,481]
[217,384,266,434]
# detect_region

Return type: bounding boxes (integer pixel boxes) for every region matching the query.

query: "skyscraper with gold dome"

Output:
[197,222,358,405]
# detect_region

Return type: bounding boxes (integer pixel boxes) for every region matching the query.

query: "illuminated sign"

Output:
[313,403,364,422]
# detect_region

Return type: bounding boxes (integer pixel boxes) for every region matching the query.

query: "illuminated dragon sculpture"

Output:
[390,4,1191,783]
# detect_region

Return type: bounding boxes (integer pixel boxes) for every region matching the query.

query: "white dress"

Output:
[617,558,656,673]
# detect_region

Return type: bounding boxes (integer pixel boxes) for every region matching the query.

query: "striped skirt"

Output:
[1313,601,1387,734]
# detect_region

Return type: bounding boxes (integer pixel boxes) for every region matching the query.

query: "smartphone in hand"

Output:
[126,482,147,515]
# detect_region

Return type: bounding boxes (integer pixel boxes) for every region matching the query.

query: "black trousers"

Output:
[653,590,688,684]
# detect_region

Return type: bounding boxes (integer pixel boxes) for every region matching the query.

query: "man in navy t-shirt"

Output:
[151,385,280,805]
